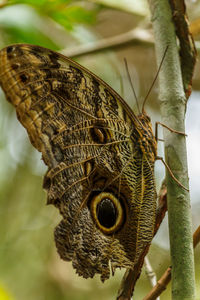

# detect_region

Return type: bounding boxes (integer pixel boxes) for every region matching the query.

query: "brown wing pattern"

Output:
[0,44,157,281]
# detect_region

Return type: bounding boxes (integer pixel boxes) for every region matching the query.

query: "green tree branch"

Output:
[148,0,196,299]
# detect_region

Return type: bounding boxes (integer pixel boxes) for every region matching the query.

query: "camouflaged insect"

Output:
[0,44,157,281]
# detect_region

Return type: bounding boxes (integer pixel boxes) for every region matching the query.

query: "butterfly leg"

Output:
[156,156,189,191]
[155,121,187,142]
[155,121,188,191]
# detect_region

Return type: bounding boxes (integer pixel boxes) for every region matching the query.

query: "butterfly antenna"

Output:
[124,58,140,114]
[142,46,169,113]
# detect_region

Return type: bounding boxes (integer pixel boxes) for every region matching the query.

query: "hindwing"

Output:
[0,44,157,281]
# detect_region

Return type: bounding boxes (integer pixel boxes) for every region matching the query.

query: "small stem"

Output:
[62,28,153,58]
[144,257,160,300]
[143,225,200,300]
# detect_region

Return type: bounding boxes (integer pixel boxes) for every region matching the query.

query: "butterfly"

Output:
[0,44,157,281]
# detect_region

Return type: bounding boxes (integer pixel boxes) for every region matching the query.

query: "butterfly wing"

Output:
[0,44,157,281]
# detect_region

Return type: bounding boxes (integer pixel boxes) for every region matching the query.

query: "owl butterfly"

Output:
[0,44,157,282]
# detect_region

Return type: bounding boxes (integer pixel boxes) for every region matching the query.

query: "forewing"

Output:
[0,44,136,279]
[0,44,156,281]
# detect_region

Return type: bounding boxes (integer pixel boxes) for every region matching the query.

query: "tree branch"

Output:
[62,27,153,58]
[168,0,197,98]
[148,0,196,299]
[144,256,160,300]
[143,267,172,300]
[143,225,200,300]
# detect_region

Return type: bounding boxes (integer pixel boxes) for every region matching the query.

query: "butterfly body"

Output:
[0,44,157,281]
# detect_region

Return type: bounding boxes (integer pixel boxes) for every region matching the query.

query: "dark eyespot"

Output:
[90,127,106,144]
[97,198,116,228]
[90,192,125,234]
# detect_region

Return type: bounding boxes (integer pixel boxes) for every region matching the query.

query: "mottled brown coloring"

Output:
[0,44,157,281]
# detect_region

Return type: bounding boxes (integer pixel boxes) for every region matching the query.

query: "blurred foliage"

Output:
[0,24,60,49]
[0,0,200,300]
[7,0,97,30]
[0,285,14,300]
[90,0,148,15]
[0,1,99,50]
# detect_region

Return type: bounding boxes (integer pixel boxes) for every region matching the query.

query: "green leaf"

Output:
[5,1,98,31]
[50,6,96,30]
[8,0,71,7]
[0,284,14,300]
[1,24,60,50]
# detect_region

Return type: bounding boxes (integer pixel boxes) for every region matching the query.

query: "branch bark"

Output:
[168,0,196,97]
[148,0,196,299]
[143,225,200,300]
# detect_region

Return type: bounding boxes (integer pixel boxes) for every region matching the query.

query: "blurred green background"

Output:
[0,0,200,299]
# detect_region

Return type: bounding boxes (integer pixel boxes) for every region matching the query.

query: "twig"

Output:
[143,267,172,300]
[143,225,200,300]
[62,27,153,58]
[144,257,158,288]
[144,256,160,300]
[193,225,200,248]
[153,182,167,236]
[59,22,199,59]
[117,244,151,300]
